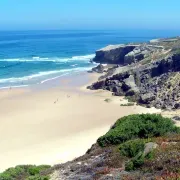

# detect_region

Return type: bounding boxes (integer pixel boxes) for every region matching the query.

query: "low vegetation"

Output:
[96,114,180,176]
[120,103,134,106]
[119,139,146,158]
[0,165,51,180]
[104,98,111,103]
[143,142,180,173]
[124,96,136,102]
[122,134,180,179]
[97,114,179,147]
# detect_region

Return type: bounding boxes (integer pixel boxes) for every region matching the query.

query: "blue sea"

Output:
[0,30,179,88]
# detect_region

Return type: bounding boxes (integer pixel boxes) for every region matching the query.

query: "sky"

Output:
[0,0,180,30]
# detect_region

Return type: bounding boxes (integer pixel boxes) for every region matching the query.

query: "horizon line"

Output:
[0,28,180,32]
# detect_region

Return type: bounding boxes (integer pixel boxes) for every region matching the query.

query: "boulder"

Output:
[172,116,180,121]
[174,103,180,109]
[87,81,105,90]
[139,93,156,104]
[112,86,124,96]
[123,75,139,93]
[92,64,105,73]
[143,142,158,156]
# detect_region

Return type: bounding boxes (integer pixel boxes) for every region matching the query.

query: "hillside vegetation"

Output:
[96,114,180,176]
[97,114,179,147]
[48,114,180,179]
[0,165,51,180]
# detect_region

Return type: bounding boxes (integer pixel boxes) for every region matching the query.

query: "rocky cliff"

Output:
[89,37,180,110]
[89,53,180,109]
[93,44,138,64]
[93,43,166,65]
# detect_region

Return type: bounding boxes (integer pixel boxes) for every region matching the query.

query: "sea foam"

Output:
[0,54,95,62]
[0,54,95,88]
[0,67,92,84]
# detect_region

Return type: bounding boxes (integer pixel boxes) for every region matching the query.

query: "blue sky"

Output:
[0,0,180,30]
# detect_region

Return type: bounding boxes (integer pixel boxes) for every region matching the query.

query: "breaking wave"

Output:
[0,67,92,84]
[0,54,95,62]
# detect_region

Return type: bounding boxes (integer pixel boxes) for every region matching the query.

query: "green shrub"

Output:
[125,153,145,171]
[120,103,134,106]
[125,161,134,171]
[27,175,50,180]
[104,98,111,103]
[124,96,136,102]
[28,165,50,176]
[119,139,145,158]
[28,167,40,176]
[97,114,180,147]
[0,165,51,180]
[145,150,155,160]
[120,139,147,171]
[133,155,145,168]
[125,135,180,172]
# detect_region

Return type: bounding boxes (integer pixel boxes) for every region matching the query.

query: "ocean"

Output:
[0,30,179,89]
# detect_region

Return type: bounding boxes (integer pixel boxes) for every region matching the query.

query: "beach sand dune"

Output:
[0,73,160,172]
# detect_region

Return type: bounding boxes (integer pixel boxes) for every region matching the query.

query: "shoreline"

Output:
[0,69,94,90]
[0,71,161,172]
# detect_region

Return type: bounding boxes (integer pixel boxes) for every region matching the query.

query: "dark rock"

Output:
[172,116,180,121]
[92,64,105,73]
[87,81,105,90]
[106,80,120,86]
[174,103,180,109]
[121,83,131,92]
[112,86,124,96]
[139,93,156,104]
[125,90,136,96]
[149,54,180,78]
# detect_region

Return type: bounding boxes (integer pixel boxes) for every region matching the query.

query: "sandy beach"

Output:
[0,72,161,172]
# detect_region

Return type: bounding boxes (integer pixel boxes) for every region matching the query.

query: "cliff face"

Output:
[89,37,180,110]
[88,53,180,110]
[93,45,137,64]
[137,54,180,109]
[93,44,165,65]
[150,53,180,76]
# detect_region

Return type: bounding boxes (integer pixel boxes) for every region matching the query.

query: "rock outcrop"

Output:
[91,64,105,73]
[93,44,137,64]
[93,44,165,65]
[124,45,164,64]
